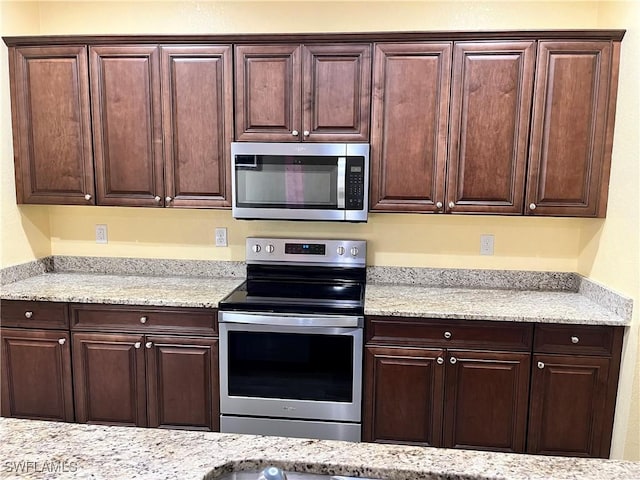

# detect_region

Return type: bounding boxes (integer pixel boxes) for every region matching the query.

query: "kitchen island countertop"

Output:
[1,417,640,480]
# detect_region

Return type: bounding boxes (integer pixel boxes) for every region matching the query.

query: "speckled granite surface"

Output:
[0,257,52,286]
[0,273,242,308]
[1,418,639,480]
[364,284,629,325]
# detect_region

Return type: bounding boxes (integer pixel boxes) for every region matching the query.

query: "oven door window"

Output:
[227,331,353,402]
[235,155,338,209]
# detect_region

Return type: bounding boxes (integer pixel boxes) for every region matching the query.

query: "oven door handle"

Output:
[219,311,363,328]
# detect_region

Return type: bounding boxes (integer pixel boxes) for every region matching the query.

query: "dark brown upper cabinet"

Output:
[9,45,95,205]
[369,42,452,212]
[235,43,371,142]
[160,45,233,208]
[526,41,618,217]
[446,41,535,215]
[90,45,164,207]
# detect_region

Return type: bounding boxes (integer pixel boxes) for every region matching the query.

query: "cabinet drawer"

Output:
[366,316,533,351]
[70,304,217,336]
[0,300,68,329]
[533,324,618,355]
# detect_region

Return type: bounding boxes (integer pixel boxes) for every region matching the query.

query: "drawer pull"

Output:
[24,311,33,319]
[436,357,444,365]
[134,342,141,349]
[538,361,545,369]
[140,316,148,324]
[571,336,580,344]
[58,338,66,345]
[443,331,452,340]
[145,342,153,349]
[449,356,457,365]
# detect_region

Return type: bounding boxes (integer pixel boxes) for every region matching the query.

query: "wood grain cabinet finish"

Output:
[527,324,624,458]
[90,45,164,207]
[446,41,535,214]
[1,328,74,422]
[526,41,619,217]
[146,336,219,431]
[70,304,219,431]
[363,346,445,446]
[72,332,147,426]
[1,300,68,330]
[235,43,371,142]
[369,43,451,212]
[160,45,233,208]
[363,316,533,453]
[8,45,94,205]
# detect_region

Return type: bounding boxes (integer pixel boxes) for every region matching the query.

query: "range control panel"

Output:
[246,237,366,265]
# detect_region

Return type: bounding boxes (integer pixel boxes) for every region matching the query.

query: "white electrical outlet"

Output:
[215,227,228,247]
[480,234,494,256]
[95,224,108,244]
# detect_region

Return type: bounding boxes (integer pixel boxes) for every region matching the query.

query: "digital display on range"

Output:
[284,243,326,255]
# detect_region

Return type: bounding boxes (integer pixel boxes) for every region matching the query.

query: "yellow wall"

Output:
[585,0,640,461]
[2,0,639,460]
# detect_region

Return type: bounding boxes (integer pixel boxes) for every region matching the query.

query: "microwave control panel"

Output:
[346,157,365,210]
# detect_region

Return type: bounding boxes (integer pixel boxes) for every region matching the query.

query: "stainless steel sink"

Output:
[216,467,381,480]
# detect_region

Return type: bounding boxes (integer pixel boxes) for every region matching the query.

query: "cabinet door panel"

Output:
[10,46,94,204]
[526,41,612,217]
[91,45,163,206]
[443,350,530,452]
[527,354,609,457]
[363,346,444,446]
[73,333,147,426]
[1,329,73,421]
[370,43,451,212]
[447,41,535,214]
[161,45,233,208]
[146,336,219,431]
[303,44,371,142]
[235,44,301,141]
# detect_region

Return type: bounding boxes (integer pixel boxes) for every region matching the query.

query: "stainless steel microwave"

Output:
[231,142,369,222]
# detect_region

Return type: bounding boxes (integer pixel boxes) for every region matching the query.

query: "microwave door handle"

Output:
[337,157,346,209]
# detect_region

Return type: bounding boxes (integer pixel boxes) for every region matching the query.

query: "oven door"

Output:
[218,312,363,423]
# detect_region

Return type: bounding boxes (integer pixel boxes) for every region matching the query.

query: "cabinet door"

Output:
[370,43,451,212]
[9,46,94,205]
[72,332,147,426]
[302,44,371,142]
[161,45,233,208]
[1,329,73,422]
[443,350,530,453]
[447,41,535,214]
[526,41,614,217]
[527,354,610,457]
[235,44,301,142]
[91,45,164,206]
[145,336,219,431]
[363,346,445,446]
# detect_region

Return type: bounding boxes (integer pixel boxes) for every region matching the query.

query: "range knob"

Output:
[265,244,275,253]
[336,246,346,256]
[252,244,261,253]
[350,246,359,257]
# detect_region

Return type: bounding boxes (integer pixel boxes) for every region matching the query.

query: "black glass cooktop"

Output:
[218,264,365,316]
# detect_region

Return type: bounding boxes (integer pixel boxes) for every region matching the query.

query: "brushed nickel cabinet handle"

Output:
[443,331,452,340]
[58,338,66,345]
[139,316,148,324]
[436,201,443,209]
[529,203,537,210]
[24,311,33,319]
[134,342,141,349]
[154,196,161,203]
[436,357,444,365]
[448,201,455,209]
[538,361,545,369]
[571,336,580,344]
[449,356,457,365]
[145,341,153,349]
[292,130,299,136]
[84,194,92,201]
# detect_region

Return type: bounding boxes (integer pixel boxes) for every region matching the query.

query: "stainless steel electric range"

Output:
[217,237,366,442]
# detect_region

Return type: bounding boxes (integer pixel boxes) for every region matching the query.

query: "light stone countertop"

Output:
[1,418,640,480]
[0,273,243,309]
[0,272,630,326]
[364,284,630,326]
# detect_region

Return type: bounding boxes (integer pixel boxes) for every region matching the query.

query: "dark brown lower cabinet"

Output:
[363,344,530,452]
[363,346,445,446]
[0,328,74,422]
[443,350,530,452]
[73,332,219,430]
